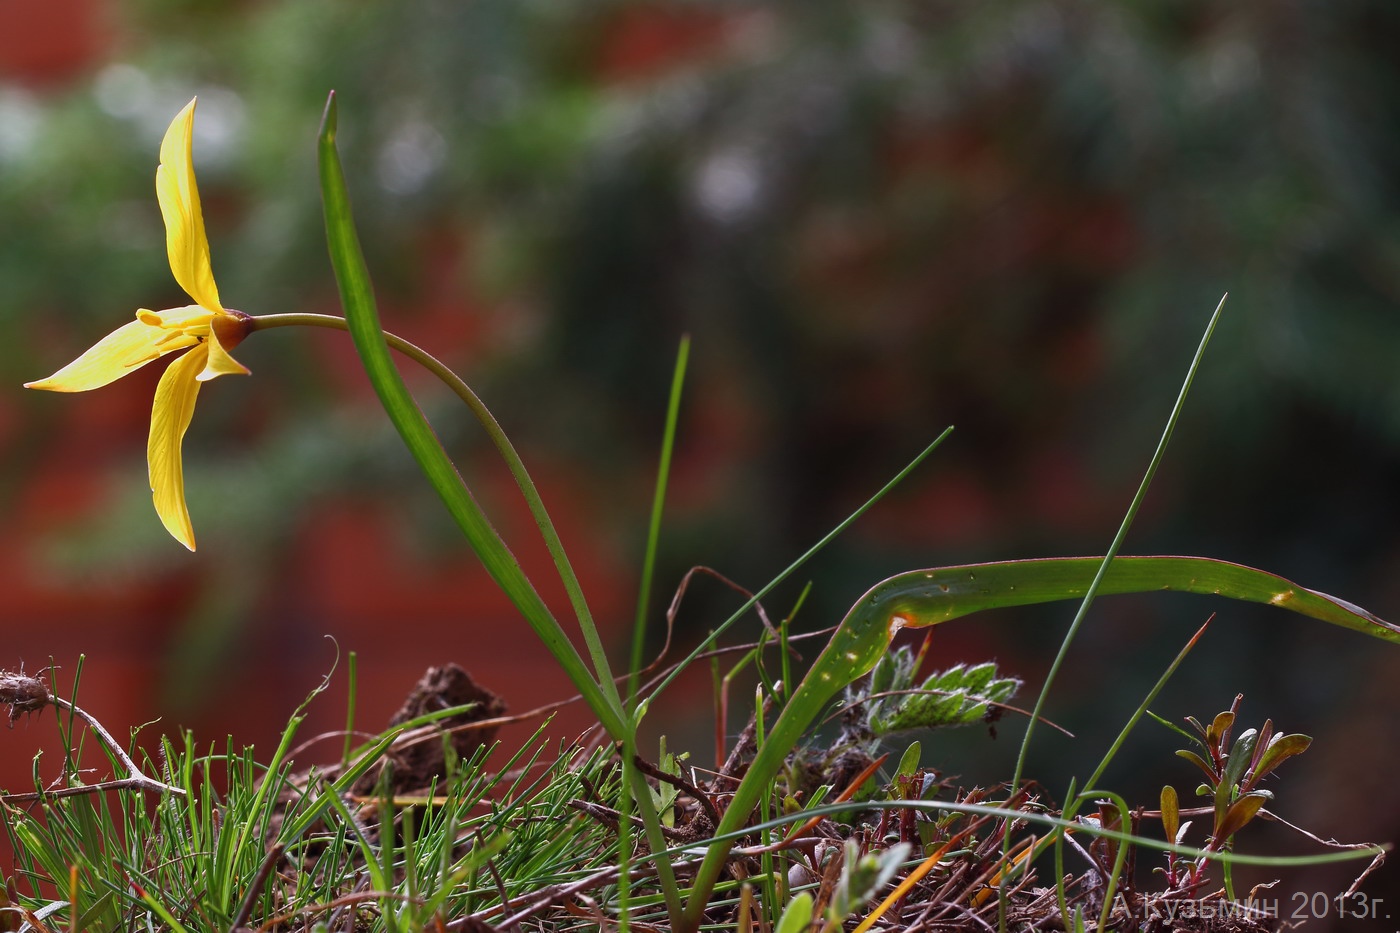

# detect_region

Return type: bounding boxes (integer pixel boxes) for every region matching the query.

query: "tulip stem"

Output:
[249,312,622,710]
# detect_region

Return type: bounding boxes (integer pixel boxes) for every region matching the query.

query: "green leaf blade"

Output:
[865,555,1400,643]
[315,93,625,737]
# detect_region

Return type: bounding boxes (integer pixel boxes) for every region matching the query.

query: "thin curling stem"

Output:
[250,313,622,710]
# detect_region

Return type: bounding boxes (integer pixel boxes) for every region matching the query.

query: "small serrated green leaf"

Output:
[927,665,965,691]
[873,662,1020,733]
[987,678,1021,702]
[966,662,1000,689]
[831,840,911,921]
[929,690,964,720]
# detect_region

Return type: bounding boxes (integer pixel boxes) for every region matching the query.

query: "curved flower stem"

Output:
[313,99,680,929]
[250,312,621,710]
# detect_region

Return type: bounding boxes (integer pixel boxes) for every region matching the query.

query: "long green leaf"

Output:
[862,556,1398,639]
[316,93,624,737]
[793,554,1396,778]
[629,335,689,703]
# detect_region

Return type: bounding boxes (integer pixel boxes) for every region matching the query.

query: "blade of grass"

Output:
[629,335,689,704]
[617,336,688,931]
[1047,617,1213,910]
[673,427,954,930]
[647,425,955,713]
[657,795,1384,888]
[1010,295,1229,796]
[341,650,357,769]
[997,294,1221,929]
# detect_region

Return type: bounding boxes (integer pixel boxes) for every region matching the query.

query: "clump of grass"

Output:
[1,662,633,931]
[0,648,1385,932]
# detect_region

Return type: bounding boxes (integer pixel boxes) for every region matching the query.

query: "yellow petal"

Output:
[148,344,208,551]
[157,98,224,313]
[197,316,251,382]
[24,314,191,392]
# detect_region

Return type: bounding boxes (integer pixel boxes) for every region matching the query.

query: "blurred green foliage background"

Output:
[5,0,1400,914]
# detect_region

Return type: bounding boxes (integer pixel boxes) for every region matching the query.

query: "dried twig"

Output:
[625,746,722,827]
[0,669,184,801]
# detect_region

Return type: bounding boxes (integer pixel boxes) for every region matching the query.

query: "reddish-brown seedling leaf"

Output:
[1246,719,1275,779]
[1216,792,1269,839]
[1251,733,1312,783]
[1160,785,1180,844]
[1176,749,1217,784]
[1208,710,1235,749]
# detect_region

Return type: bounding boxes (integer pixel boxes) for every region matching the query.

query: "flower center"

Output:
[212,309,254,351]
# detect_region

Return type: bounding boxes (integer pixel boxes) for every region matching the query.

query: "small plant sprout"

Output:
[1158,694,1313,897]
[858,644,1022,737]
[826,839,912,926]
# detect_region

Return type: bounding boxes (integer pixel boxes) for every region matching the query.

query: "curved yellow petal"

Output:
[157,98,223,313]
[148,344,208,551]
[197,317,251,382]
[24,314,188,392]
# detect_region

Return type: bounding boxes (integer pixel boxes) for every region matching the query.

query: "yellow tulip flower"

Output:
[25,98,253,551]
